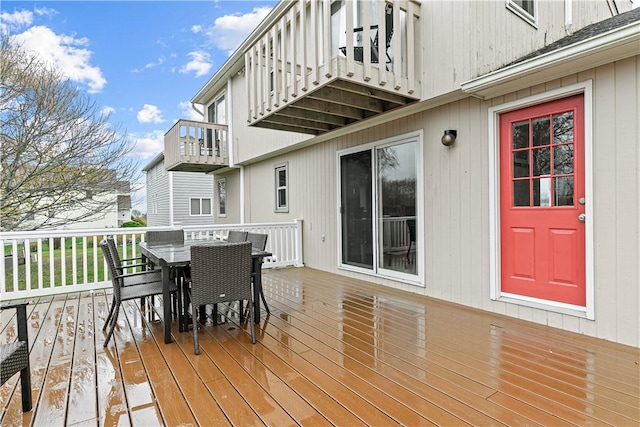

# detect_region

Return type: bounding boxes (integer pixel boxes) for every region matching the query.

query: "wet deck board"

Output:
[1,267,639,426]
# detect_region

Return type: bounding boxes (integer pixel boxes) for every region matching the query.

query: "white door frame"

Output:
[488,81,595,319]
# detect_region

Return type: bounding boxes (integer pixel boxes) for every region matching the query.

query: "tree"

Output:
[0,34,141,231]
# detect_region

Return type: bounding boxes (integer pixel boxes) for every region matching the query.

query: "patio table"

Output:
[139,240,272,344]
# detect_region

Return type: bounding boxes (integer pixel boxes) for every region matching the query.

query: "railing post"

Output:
[294,218,304,267]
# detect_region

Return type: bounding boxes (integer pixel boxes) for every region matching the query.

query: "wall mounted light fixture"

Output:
[441,129,457,146]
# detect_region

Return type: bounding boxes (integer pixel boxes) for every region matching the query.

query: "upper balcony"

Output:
[164,120,228,173]
[245,0,422,135]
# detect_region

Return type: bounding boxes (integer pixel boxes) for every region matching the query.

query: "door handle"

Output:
[578,213,586,222]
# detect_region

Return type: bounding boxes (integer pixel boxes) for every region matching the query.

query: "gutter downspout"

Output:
[191,103,205,118]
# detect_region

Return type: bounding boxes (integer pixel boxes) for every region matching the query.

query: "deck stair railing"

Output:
[1,220,303,300]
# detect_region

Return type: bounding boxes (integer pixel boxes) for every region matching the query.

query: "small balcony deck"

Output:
[246,0,422,135]
[2,267,638,426]
[164,119,229,173]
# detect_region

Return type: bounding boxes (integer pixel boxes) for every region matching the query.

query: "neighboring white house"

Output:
[163,1,639,347]
[22,181,132,230]
[143,152,215,227]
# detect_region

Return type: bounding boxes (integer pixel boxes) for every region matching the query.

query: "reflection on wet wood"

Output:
[1,267,638,426]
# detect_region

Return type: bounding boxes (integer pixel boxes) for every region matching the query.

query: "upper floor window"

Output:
[207,94,226,125]
[506,0,537,27]
[190,198,212,216]
[217,178,226,217]
[275,163,288,212]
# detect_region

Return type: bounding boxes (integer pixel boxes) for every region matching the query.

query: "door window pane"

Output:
[340,150,373,269]
[532,117,550,146]
[553,112,573,144]
[533,177,551,207]
[513,180,530,206]
[532,147,550,176]
[512,121,529,149]
[553,144,574,174]
[554,177,574,206]
[377,141,417,275]
[513,151,529,178]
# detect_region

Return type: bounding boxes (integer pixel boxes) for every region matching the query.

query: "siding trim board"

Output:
[487,80,595,320]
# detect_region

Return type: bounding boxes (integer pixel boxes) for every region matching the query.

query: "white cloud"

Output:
[11,25,107,93]
[101,106,116,116]
[0,10,34,32]
[137,104,165,124]
[132,56,166,73]
[206,6,273,55]
[129,130,165,158]
[179,50,212,77]
[179,101,206,121]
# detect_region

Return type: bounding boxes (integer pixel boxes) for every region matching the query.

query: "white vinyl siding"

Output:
[172,172,215,226]
[145,162,171,226]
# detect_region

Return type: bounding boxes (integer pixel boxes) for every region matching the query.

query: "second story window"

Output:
[507,0,537,27]
[217,178,226,217]
[208,94,226,157]
[275,163,288,212]
[190,198,212,216]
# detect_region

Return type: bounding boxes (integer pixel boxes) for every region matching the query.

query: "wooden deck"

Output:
[1,267,638,426]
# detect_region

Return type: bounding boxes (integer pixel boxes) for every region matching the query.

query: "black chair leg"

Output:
[103,296,116,331]
[103,303,120,347]
[20,363,32,412]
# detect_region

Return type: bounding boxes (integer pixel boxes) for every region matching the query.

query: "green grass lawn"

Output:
[4,237,142,292]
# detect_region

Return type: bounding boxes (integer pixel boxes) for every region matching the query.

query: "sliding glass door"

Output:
[339,134,421,282]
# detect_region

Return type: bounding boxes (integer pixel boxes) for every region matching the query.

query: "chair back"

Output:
[246,232,268,251]
[227,230,248,243]
[105,237,125,274]
[146,229,185,246]
[100,239,123,298]
[190,242,252,307]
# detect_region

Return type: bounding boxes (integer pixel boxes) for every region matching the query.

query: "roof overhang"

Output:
[141,152,164,172]
[461,21,640,99]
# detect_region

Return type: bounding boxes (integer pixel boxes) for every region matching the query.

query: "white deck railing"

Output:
[1,220,303,300]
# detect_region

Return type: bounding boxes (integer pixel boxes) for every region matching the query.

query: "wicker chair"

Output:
[0,302,32,412]
[146,229,185,246]
[100,239,180,347]
[245,233,270,314]
[189,242,254,354]
[226,230,248,243]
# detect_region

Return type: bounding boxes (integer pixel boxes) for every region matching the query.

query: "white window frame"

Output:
[275,162,289,213]
[217,178,226,217]
[506,0,538,28]
[189,198,212,216]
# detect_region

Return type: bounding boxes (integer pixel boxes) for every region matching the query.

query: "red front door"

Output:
[500,94,585,306]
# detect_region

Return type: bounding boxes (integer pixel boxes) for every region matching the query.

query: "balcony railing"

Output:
[164,119,229,173]
[245,0,422,135]
[1,220,303,300]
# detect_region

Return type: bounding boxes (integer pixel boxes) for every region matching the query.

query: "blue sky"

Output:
[1,0,278,212]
